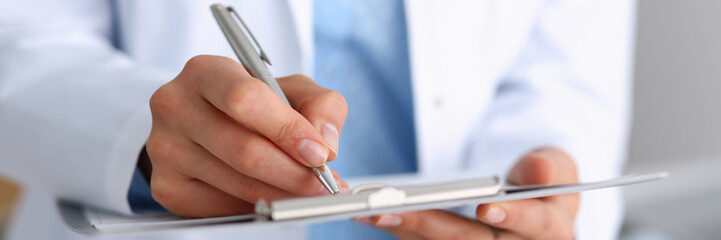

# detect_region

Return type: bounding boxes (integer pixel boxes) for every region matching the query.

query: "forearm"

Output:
[0,12,172,213]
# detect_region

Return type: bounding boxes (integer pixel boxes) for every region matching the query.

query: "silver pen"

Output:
[210,4,340,195]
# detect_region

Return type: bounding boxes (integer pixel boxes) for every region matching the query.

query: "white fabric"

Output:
[0,0,634,239]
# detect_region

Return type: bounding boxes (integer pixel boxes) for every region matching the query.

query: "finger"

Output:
[353,216,427,240]
[508,147,580,208]
[147,130,302,203]
[185,55,331,167]
[177,90,334,197]
[374,216,428,240]
[508,147,578,186]
[476,199,577,240]
[192,144,351,199]
[371,210,493,240]
[277,75,348,160]
[476,147,580,239]
[150,169,254,218]
[149,128,348,208]
[176,138,307,202]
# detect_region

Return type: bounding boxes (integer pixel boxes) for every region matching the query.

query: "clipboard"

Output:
[58,172,667,234]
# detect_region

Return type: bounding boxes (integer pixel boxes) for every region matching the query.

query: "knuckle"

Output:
[302,89,348,118]
[232,139,265,173]
[184,55,241,84]
[150,177,179,210]
[314,89,347,108]
[183,55,213,77]
[185,55,220,71]
[275,117,304,143]
[225,79,264,114]
[234,153,262,175]
[145,134,175,165]
[288,74,315,84]
[238,178,264,202]
[211,55,239,66]
[149,84,182,116]
[319,89,348,109]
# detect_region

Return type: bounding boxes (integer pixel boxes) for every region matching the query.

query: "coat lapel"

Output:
[405,0,541,174]
[288,0,542,174]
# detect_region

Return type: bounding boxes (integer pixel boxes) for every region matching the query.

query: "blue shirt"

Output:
[312,0,416,178]
[310,0,416,239]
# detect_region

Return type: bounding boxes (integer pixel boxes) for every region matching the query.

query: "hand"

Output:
[146,55,349,217]
[361,147,579,240]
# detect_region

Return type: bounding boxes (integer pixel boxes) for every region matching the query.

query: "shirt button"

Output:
[434,97,444,109]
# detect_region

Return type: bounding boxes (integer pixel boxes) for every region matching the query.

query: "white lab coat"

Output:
[0,0,634,239]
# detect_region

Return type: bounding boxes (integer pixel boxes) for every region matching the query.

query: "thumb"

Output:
[507,147,578,186]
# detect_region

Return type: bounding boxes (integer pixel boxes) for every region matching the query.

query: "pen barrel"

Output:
[211,4,338,195]
[211,4,290,105]
[256,73,291,105]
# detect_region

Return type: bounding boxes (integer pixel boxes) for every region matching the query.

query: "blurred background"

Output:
[621,0,721,239]
[1,0,720,239]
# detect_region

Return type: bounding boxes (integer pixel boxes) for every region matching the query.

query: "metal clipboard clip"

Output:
[255,177,502,221]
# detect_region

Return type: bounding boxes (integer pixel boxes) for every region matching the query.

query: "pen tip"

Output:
[313,165,341,196]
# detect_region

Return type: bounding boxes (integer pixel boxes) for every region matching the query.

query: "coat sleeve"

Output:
[0,0,172,214]
[466,1,635,239]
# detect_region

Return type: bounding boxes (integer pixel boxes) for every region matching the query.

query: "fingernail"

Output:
[352,217,373,225]
[375,214,402,227]
[298,139,328,167]
[320,123,339,154]
[481,207,506,224]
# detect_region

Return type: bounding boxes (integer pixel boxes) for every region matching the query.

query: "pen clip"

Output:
[227,7,272,65]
